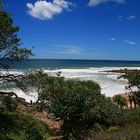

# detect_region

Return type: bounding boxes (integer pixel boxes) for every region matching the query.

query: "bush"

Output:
[124,109,140,124]
[2,95,17,111]
[96,97,123,126]
[19,71,124,139]
[48,79,123,139]
[0,111,49,140]
[113,95,127,110]
[35,101,46,112]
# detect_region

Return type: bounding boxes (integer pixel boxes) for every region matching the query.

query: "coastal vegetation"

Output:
[113,95,127,110]
[0,111,50,140]
[122,70,140,106]
[18,70,122,139]
[88,109,140,140]
[0,2,32,63]
[116,69,140,107]
[0,3,48,140]
[1,1,140,140]
[0,1,32,99]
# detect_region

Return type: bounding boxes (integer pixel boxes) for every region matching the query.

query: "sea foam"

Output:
[1,67,140,102]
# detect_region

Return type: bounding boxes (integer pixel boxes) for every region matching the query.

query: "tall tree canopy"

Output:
[0,2,32,63]
[0,2,32,103]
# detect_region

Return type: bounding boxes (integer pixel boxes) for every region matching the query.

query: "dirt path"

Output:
[30,111,61,130]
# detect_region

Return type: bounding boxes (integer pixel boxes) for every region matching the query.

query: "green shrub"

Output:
[2,95,17,111]
[0,112,49,140]
[124,109,140,124]
[48,79,123,139]
[113,95,127,110]
[19,71,124,139]
[88,109,140,140]
[6,131,27,140]
[35,101,46,112]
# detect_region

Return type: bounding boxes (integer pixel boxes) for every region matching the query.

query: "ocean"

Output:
[1,59,140,102]
[3,59,140,70]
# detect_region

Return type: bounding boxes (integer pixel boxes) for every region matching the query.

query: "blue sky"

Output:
[3,0,140,60]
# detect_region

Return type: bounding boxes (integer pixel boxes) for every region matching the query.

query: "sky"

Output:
[2,0,140,60]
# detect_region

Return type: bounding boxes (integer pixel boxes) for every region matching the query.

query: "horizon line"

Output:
[29,58,140,62]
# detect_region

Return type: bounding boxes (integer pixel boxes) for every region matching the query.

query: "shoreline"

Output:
[0,67,140,102]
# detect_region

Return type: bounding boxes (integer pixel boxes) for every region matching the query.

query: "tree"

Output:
[0,3,32,64]
[128,95,133,109]
[120,70,140,107]
[20,71,123,139]
[113,95,127,110]
[49,80,101,139]
[0,2,4,8]
[2,95,17,111]
[0,2,32,106]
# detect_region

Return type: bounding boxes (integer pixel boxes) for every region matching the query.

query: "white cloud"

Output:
[118,15,136,21]
[26,0,73,20]
[88,0,125,7]
[110,38,116,41]
[48,45,82,55]
[124,40,136,46]
[65,47,81,54]
[128,41,136,45]
[127,15,136,20]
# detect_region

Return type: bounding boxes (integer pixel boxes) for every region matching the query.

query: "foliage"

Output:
[20,71,123,139]
[86,109,140,140]
[49,80,122,139]
[35,101,47,112]
[0,2,32,111]
[0,2,4,7]
[125,71,140,88]
[113,95,127,110]
[2,95,17,111]
[16,70,65,102]
[119,70,140,106]
[0,5,32,63]
[96,97,123,126]
[124,109,140,124]
[0,111,49,140]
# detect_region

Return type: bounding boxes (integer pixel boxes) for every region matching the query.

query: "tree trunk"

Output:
[0,91,28,107]
[62,120,71,140]
[129,101,132,110]
[0,91,18,98]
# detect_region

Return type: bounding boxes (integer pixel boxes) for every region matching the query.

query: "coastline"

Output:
[1,67,139,102]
